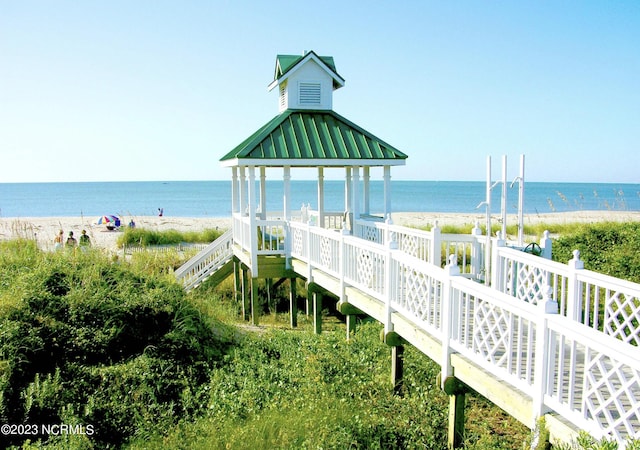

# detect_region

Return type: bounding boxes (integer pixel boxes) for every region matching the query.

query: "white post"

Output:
[485,156,492,286]
[383,165,391,218]
[317,167,324,228]
[517,154,525,247]
[239,166,247,217]
[306,213,312,282]
[248,166,258,275]
[566,250,584,322]
[344,167,352,232]
[501,155,507,240]
[430,220,442,267]
[231,167,238,214]
[283,167,291,221]
[532,284,557,422]
[539,230,552,260]
[441,254,461,387]
[363,166,370,216]
[491,231,506,290]
[471,220,483,280]
[384,225,396,335]
[352,166,361,224]
[283,166,291,266]
[259,166,266,220]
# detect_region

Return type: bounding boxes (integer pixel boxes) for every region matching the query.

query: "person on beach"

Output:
[54,229,64,250]
[128,219,136,228]
[158,208,163,217]
[79,230,91,248]
[66,231,77,248]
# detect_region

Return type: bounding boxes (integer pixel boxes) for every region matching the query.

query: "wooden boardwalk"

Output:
[176,217,640,448]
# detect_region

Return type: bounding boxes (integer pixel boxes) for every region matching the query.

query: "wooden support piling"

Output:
[391,344,404,396]
[233,258,241,306]
[346,315,356,339]
[241,265,250,321]
[289,277,297,328]
[265,278,273,312]
[441,375,468,449]
[448,392,466,449]
[250,277,259,325]
[312,291,322,335]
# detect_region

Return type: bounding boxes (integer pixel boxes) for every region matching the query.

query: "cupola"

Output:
[268,50,345,113]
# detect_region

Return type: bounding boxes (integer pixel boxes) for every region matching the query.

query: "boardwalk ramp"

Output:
[175,229,234,291]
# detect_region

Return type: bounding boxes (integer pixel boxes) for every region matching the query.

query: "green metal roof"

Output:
[273,51,344,89]
[275,53,337,77]
[220,110,407,167]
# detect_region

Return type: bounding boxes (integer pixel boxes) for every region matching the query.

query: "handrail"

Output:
[493,244,640,344]
[174,229,233,291]
[289,220,640,445]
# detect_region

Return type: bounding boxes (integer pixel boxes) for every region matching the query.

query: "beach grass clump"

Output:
[0,242,234,448]
[116,227,225,248]
[552,222,640,282]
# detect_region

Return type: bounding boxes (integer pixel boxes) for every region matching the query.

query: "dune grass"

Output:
[116,227,225,248]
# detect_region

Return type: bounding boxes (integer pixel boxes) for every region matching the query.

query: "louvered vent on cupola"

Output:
[299,82,321,105]
[269,51,345,113]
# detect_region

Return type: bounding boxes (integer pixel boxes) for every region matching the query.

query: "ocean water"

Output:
[0,180,638,218]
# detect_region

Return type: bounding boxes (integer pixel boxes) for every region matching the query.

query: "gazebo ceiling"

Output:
[220,109,408,168]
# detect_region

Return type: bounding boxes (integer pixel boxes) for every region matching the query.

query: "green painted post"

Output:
[289,277,297,328]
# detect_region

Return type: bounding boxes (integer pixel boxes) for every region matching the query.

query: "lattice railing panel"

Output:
[472,301,512,368]
[343,243,386,295]
[393,264,443,330]
[602,290,640,346]
[361,225,382,244]
[505,260,549,305]
[583,350,640,441]
[396,234,430,262]
[291,226,306,257]
[320,236,333,268]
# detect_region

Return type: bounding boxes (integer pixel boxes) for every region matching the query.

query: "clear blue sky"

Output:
[1,1,638,183]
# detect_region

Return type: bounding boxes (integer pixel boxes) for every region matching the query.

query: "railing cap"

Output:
[568,249,584,269]
[446,254,460,276]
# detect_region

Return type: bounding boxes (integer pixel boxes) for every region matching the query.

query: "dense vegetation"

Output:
[551,221,640,282]
[0,242,234,448]
[116,227,224,248]
[1,221,639,449]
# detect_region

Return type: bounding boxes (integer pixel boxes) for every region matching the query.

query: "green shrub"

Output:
[552,222,640,282]
[0,242,233,448]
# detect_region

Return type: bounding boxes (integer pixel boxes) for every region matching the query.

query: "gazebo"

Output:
[220,50,407,279]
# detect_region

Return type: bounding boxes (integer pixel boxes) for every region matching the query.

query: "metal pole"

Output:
[518,154,525,246]
[485,156,492,285]
[501,155,507,239]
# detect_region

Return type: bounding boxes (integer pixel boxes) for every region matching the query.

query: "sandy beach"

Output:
[1,211,638,253]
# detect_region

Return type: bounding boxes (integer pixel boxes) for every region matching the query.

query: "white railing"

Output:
[544,315,640,443]
[232,213,286,256]
[257,219,286,255]
[354,219,487,279]
[492,243,640,345]
[174,229,233,291]
[288,220,640,445]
